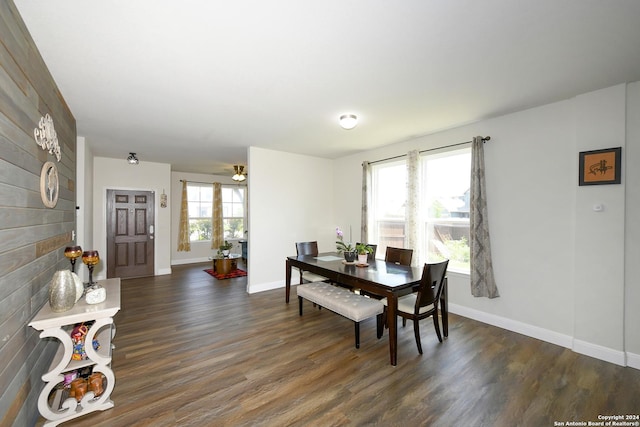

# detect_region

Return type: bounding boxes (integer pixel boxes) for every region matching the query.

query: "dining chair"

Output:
[379,260,449,354]
[295,241,329,284]
[385,246,413,266]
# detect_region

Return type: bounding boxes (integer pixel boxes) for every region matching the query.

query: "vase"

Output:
[49,270,77,312]
[222,249,230,257]
[343,251,357,263]
[358,254,368,264]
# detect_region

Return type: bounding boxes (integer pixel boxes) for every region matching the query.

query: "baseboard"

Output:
[627,352,640,370]
[572,339,626,366]
[157,267,172,275]
[448,303,638,369]
[448,303,573,349]
[248,280,283,294]
[172,257,210,266]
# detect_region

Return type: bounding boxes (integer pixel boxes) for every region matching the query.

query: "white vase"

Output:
[358,254,368,264]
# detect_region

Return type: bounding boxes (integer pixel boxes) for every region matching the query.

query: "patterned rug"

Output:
[204,268,247,280]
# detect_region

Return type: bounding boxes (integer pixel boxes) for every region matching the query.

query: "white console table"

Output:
[29,278,121,426]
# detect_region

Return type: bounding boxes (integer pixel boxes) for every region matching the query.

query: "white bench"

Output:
[296,282,384,348]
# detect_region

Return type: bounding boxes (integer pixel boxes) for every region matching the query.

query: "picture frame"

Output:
[578,147,621,186]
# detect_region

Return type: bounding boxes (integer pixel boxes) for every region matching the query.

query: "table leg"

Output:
[387,294,398,366]
[285,259,292,303]
[441,278,448,337]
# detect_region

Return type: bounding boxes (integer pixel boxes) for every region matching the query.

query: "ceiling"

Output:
[14,0,640,175]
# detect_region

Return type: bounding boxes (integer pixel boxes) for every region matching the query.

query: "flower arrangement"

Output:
[335,227,354,253]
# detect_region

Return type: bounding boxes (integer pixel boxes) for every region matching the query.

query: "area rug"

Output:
[204,268,247,280]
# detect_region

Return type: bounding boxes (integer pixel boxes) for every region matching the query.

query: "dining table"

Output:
[285,252,448,366]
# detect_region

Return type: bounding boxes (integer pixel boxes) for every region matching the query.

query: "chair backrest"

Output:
[415,260,449,310]
[385,247,413,266]
[356,243,377,262]
[296,241,319,256]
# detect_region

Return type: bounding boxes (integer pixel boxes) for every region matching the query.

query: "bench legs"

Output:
[299,296,366,349]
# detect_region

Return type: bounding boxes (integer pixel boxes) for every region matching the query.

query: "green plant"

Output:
[355,243,373,255]
[219,240,233,251]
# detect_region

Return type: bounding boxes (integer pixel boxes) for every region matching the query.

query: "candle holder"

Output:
[64,246,83,273]
[81,250,100,285]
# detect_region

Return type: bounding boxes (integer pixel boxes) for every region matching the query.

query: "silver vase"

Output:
[49,270,77,312]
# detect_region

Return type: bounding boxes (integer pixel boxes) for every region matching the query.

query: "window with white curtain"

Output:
[370,147,471,272]
[187,184,246,241]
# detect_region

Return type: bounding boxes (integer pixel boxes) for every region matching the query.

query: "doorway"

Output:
[106,189,155,279]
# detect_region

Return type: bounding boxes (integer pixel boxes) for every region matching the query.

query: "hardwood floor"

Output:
[42,262,640,427]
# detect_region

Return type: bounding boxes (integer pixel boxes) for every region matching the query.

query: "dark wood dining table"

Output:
[285,252,448,366]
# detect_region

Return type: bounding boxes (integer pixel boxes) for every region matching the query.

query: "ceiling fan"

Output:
[232,165,247,182]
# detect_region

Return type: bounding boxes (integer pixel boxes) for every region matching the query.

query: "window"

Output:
[187,184,246,241]
[371,160,407,255]
[221,187,245,239]
[421,149,471,272]
[188,184,213,241]
[370,148,471,272]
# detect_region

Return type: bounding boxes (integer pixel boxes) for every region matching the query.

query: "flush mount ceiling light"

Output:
[339,114,358,130]
[127,152,139,165]
[232,165,246,182]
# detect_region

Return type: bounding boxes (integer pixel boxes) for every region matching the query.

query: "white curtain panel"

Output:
[361,161,371,243]
[406,150,420,266]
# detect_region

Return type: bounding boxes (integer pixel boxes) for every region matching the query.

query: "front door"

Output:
[106,189,155,279]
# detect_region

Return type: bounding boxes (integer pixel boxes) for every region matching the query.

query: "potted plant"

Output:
[355,243,373,264]
[219,240,233,257]
[335,227,356,262]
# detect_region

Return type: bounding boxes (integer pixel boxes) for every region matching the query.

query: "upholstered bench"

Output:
[296,282,384,348]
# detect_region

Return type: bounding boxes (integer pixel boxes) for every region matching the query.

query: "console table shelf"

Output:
[29,278,121,426]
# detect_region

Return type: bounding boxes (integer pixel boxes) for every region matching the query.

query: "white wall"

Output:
[247,147,334,293]
[75,136,94,283]
[92,157,172,279]
[170,171,245,265]
[572,85,626,363]
[625,81,640,365]
[333,82,638,368]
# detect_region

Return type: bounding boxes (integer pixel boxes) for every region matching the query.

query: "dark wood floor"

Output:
[41,262,640,427]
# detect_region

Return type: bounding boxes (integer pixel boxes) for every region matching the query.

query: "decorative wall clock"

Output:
[40,161,59,208]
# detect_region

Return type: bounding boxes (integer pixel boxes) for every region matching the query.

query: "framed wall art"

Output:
[578,147,621,186]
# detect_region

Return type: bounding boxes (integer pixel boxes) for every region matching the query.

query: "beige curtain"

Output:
[211,182,224,249]
[470,136,499,298]
[406,150,420,266]
[177,181,191,252]
[360,161,371,243]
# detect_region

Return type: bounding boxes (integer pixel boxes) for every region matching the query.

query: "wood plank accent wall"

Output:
[0,2,77,425]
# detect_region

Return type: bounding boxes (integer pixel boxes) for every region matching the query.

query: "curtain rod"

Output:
[179,179,246,186]
[368,136,491,165]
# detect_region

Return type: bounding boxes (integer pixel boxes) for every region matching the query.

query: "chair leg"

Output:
[354,322,360,348]
[402,317,407,327]
[433,312,443,342]
[413,319,423,355]
[298,296,303,316]
[376,313,384,339]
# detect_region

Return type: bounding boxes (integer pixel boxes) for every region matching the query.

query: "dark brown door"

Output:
[107,189,155,279]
